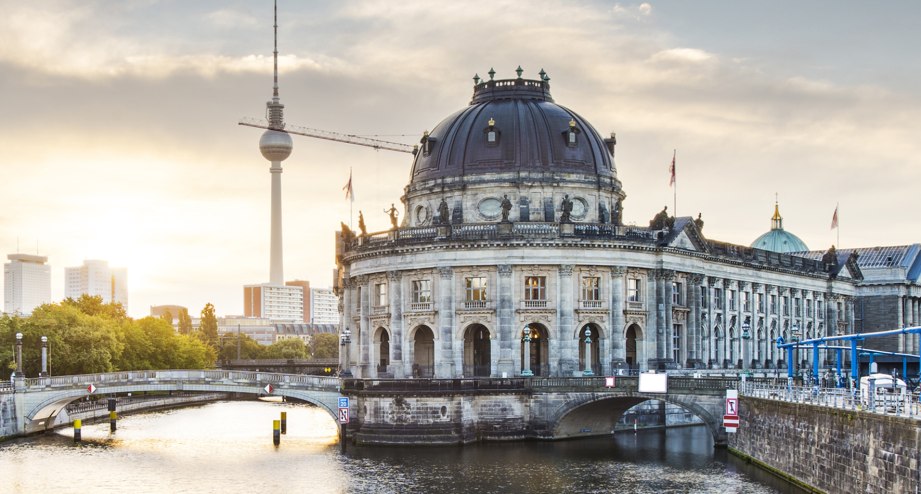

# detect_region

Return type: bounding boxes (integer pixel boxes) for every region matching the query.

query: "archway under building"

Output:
[578,324,601,375]
[463,324,491,377]
[412,325,435,378]
[625,324,643,371]
[521,323,549,376]
[374,327,390,376]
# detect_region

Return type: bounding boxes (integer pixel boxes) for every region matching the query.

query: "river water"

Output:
[0,400,803,494]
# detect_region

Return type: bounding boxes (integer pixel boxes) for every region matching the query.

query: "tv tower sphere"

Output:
[259,128,293,162]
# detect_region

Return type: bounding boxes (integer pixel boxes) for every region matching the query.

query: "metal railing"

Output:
[14,370,340,392]
[743,381,921,419]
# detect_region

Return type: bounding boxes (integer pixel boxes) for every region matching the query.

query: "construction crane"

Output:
[239,117,417,155]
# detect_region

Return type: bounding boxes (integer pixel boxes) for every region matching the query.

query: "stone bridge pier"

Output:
[342,376,737,446]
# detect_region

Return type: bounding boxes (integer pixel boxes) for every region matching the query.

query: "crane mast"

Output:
[240,117,417,154]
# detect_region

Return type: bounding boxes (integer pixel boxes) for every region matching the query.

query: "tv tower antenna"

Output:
[258,0,294,286]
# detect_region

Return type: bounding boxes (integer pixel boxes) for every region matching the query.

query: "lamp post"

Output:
[741,320,751,371]
[521,327,533,377]
[340,327,353,377]
[40,336,48,377]
[14,333,23,379]
[582,329,594,376]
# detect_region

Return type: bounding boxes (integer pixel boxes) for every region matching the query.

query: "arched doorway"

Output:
[521,323,549,376]
[625,324,642,371]
[412,326,435,378]
[374,328,390,376]
[463,324,491,377]
[578,324,601,375]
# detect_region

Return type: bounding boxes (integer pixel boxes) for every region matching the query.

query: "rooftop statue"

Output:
[500,195,512,222]
[384,203,399,229]
[613,198,623,226]
[650,205,673,230]
[694,212,704,231]
[358,211,367,236]
[437,198,450,225]
[560,194,573,223]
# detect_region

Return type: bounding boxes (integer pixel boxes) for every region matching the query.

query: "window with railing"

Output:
[524,276,547,308]
[714,287,723,309]
[410,279,432,311]
[581,277,601,307]
[627,278,641,303]
[671,281,684,306]
[464,276,487,308]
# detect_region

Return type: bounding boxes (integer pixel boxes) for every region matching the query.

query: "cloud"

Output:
[206,8,259,29]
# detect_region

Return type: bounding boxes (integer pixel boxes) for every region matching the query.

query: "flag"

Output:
[668,150,676,187]
[343,169,354,201]
[830,204,839,230]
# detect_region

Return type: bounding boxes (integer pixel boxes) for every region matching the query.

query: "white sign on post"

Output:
[338,408,349,424]
[725,397,738,416]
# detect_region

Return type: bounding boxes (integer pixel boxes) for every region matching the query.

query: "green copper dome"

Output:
[750,202,809,253]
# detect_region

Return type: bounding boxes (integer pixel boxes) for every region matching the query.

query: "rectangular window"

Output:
[700,287,708,308]
[817,300,824,319]
[581,277,601,302]
[783,296,790,316]
[729,289,737,310]
[794,298,802,317]
[806,299,813,317]
[671,281,683,305]
[837,302,843,320]
[757,293,765,314]
[770,294,777,314]
[627,278,641,302]
[465,277,487,301]
[411,280,431,304]
[672,324,682,363]
[524,276,546,301]
[742,291,751,312]
[375,283,387,307]
[714,287,723,309]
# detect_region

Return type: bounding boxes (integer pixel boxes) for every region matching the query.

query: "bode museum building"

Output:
[334,69,917,380]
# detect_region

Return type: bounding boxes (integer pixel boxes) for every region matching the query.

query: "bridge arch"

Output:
[548,393,725,445]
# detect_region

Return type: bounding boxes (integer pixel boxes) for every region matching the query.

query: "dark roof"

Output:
[408,77,616,184]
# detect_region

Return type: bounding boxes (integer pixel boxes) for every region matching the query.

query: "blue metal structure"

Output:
[776,326,921,388]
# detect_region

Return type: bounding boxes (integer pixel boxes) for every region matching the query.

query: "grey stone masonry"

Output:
[729,397,921,494]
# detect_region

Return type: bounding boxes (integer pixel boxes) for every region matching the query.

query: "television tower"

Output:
[258,0,292,286]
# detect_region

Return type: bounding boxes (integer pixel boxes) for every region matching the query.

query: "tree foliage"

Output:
[217,333,263,362]
[263,338,309,359]
[311,333,339,359]
[0,300,216,377]
[198,303,218,348]
[177,308,193,335]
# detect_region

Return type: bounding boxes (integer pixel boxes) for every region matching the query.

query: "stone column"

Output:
[705,277,718,367]
[340,278,352,374]
[437,267,455,378]
[358,275,371,377]
[828,293,840,336]
[663,270,675,366]
[722,279,731,368]
[654,270,667,367]
[558,264,576,376]
[687,274,703,368]
[898,296,908,352]
[388,271,405,377]
[496,265,515,377]
[610,267,627,371]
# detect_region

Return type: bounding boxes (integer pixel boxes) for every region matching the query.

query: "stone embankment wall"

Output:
[0,392,16,438]
[729,397,920,494]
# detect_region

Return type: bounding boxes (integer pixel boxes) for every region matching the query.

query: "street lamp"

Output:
[521,327,534,377]
[14,333,23,379]
[582,329,594,376]
[340,327,353,377]
[40,336,48,377]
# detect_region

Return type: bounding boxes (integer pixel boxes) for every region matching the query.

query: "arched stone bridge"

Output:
[7,370,341,434]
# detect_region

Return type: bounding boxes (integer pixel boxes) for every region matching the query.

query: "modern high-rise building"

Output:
[3,253,52,315]
[285,280,310,322]
[243,283,303,322]
[65,259,128,309]
[310,287,339,324]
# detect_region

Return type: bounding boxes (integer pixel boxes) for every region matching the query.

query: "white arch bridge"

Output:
[7,370,341,434]
[4,371,743,445]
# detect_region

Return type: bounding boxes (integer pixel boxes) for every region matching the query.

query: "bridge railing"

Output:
[744,382,921,419]
[18,370,340,391]
[342,375,744,394]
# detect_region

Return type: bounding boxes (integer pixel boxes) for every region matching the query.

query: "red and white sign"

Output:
[263,384,274,394]
[725,397,738,416]
[338,408,349,424]
[87,384,96,394]
[723,415,739,427]
[605,376,616,388]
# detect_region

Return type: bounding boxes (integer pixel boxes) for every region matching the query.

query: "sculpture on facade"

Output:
[649,205,673,230]
[694,212,704,231]
[437,198,450,225]
[358,211,367,236]
[500,195,512,222]
[822,245,839,271]
[560,194,573,223]
[612,198,623,226]
[384,203,399,229]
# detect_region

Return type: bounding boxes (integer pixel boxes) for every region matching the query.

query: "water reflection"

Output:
[0,400,801,494]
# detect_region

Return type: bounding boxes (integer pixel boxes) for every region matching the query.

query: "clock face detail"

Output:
[477,197,502,220]
[571,197,588,219]
[415,205,431,225]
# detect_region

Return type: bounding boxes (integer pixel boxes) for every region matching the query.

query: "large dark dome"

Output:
[408,75,617,185]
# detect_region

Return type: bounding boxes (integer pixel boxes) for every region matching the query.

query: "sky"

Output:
[1,0,920,318]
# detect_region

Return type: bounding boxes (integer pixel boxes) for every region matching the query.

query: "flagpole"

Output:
[836,203,840,248]
[349,167,354,230]
[672,149,677,218]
